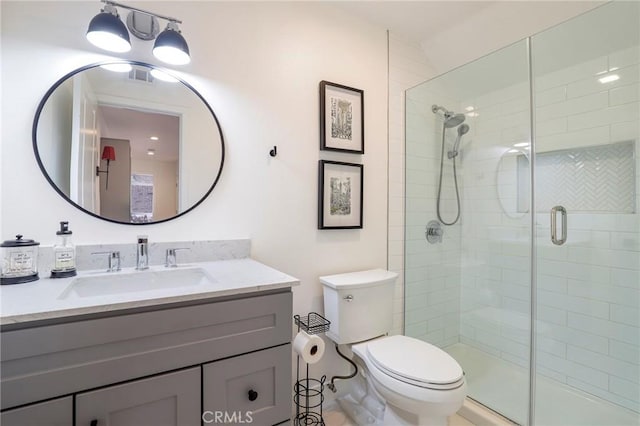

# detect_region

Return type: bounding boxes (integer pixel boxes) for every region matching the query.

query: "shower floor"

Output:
[446,343,639,426]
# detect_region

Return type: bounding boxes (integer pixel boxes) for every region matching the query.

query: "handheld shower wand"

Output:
[448,123,470,159]
[432,105,471,226]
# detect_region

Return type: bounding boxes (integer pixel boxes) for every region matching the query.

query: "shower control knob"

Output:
[343,295,354,302]
[426,220,443,244]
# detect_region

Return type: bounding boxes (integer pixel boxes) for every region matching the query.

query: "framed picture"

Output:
[319,80,364,154]
[318,160,363,229]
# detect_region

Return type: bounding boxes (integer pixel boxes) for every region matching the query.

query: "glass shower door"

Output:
[404,39,533,424]
[531,2,640,425]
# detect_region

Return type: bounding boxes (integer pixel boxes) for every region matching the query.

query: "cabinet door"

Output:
[0,396,72,426]
[76,368,200,426]
[203,344,291,426]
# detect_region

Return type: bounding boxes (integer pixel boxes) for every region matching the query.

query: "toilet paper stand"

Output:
[293,312,330,426]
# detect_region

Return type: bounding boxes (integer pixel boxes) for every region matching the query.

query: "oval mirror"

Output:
[33,61,224,225]
[496,148,530,218]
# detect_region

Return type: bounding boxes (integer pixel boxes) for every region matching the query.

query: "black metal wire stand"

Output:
[293,313,330,426]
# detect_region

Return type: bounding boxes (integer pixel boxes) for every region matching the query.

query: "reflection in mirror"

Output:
[34,61,224,224]
[496,148,530,218]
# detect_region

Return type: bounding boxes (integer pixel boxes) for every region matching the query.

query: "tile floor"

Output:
[323,407,475,426]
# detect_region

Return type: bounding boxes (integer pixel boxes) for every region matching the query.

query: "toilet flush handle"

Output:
[343,295,354,302]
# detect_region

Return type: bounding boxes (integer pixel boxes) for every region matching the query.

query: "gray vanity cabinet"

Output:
[0,396,72,426]
[76,367,200,426]
[203,344,291,426]
[1,290,293,426]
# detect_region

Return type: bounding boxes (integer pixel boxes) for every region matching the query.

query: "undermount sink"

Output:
[58,267,216,300]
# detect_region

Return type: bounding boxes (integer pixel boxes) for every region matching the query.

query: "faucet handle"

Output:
[165,248,190,268]
[91,251,121,272]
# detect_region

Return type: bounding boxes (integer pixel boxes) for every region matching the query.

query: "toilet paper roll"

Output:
[293,330,325,364]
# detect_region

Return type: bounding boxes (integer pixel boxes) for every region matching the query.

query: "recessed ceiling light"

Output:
[150,136,159,141]
[599,74,620,84]
[147,149,155,156]
[514,142,530,147]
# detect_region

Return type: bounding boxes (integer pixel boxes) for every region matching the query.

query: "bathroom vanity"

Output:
[0,258,297,426]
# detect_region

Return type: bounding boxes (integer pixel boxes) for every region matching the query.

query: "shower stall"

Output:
[404,3,639,425]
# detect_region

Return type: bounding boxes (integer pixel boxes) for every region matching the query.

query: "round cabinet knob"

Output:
[248,389,258,401]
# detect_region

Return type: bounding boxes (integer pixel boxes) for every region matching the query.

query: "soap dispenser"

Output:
[51,221,77,278]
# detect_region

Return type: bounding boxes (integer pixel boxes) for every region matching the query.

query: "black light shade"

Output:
[86,10,131,53]
[153,24,190,65]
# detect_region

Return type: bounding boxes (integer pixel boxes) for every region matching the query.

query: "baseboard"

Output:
[458,398,518,426]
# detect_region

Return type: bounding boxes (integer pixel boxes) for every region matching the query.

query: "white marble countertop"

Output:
[0,258,299,326]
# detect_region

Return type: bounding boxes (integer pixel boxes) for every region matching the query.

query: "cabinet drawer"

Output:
[2,290,291,409]
[76,367,200,426]
[0,396,72,426]
[203,344,291,426]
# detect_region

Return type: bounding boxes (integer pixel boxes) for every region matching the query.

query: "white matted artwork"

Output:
[319,80,364,153]
[131,173,154,223]
[318,160,363,229]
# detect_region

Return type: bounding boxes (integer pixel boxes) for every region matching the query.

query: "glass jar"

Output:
[1,234,40,284]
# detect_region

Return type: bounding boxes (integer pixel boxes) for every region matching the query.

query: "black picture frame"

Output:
[319,81,364,154]
[318,160,363,229]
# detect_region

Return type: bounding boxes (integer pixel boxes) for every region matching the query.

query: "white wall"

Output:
[99,138,132,222]
[1,1,389,378]
[37,79,73,194]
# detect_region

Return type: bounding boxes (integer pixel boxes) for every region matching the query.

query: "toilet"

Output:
[321,269,467,426]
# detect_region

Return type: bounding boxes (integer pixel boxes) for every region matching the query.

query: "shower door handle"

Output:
[550,206,567,245]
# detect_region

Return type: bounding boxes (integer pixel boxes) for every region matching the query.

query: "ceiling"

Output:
[331,1,495,44]
[332,1,605,75]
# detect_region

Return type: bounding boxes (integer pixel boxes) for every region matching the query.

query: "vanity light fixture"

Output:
[86,2,131,53]
[96,146,116,189]
[87,0,191,65]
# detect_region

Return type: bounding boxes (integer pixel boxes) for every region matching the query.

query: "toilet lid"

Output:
[366,335,463,386]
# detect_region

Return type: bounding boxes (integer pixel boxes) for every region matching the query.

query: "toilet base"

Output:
[334,373,451,426]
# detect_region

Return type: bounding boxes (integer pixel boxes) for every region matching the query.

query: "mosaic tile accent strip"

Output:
[534,141,636,213]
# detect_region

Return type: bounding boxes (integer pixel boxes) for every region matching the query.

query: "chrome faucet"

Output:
[92,251,121,272]
[136,235,149,270]
[165,248,190,268]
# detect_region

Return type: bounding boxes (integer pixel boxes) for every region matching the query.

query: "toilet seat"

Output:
[365,335,464,390]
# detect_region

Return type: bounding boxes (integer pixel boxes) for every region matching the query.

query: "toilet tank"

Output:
[320,269,398,344]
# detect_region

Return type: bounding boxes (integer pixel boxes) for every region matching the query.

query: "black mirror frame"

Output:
[32,60,225,226]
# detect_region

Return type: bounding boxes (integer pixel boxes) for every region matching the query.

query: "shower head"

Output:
[457,123,470,136]
[432,104,466,128]
[444,112,466,128]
